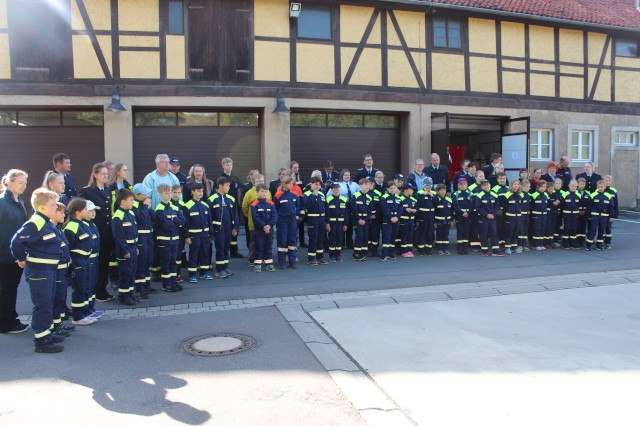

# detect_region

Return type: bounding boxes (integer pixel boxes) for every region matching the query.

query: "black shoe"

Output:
[146,287,158,294]
[163,284,178,292]
[35,341,64,353]
[51,334,65,343]
[119,297,137,306]
[131,292,141,302]
[139,291,149,299]
[62,322,75,332]
[53,328,71,338]
[96,293,115,302]
[174,283,184,291]
[278,263,286,270]
[300,243,308,248]
[1,322,30,334]
[230,252,244,258]
[288,264,297,269]
[317,258,328,265]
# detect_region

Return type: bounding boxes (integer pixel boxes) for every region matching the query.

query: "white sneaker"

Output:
[72,317,95,326]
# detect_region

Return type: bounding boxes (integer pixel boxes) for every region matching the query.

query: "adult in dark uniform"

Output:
[425,153,450,190]
[79,163,115,302]
[452,160,472,191]
[170,158,188,186]
[482,153,502,180]
[270,168,288,199]
[0,169,30,334]
[575,162,602,193]
[541,161,558,184]
[556,156,573,190]
[353,154,379,183]
[219,157,244,258]
[51,152,77,199]
[322,160,340,192]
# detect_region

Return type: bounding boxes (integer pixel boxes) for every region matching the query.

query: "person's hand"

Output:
[391,217,398,223]
[588,217,592,221]
[143,198,151,207]
[136,249,139,256]
[498,211,503,216]
[16,260,25,269]
[342,225,347,232]
[264,225,271,234]
[370,214,376,220]
[232,228,238,237]
[435,223,438,229]
[325,224,330,232]
[579,211,585,216]
[297,216,303,222]
[358,219,365,226]
[185,238,192,245]
[609,218,614,223]
[487,214,495,220]
[463,212,468,218]
[124,252,130,259]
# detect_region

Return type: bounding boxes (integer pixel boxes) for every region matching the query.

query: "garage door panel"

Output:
[291,127,400,183]
[0,127,105,198]
[133,127,261,185]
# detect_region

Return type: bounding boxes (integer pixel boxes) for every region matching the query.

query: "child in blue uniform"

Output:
[519,179,532,251]
[155,184,185,290]
[209,176,239,278]
[434,184,453,255]
[576,178,591,247]
[399,184,417,258]
[350,178,372,262]
[603,175,618,249]
[85,201,103,316]
[250,183,278,272]
[586,180,614,251]
[500,179,522,254]
[171,184,187,283]
[415,177,435,255]
[112,189,139,305]
[302,177,328,265]
[11,189,66,353]
[183,183,213,282]
[325,183,348,262]
[474,179,504,257]
[274,176,299,269]
[561,179,581,249]
[380,181,403,261]
[132,184,156,296]
[452,178,473,255]
[367,177,383,257]
[530,180,549,250]
[52,202,72,337]
[545,180,561,248]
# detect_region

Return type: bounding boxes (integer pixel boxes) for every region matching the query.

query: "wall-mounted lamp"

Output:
[272,88,290,114]
[106,85,126,112]
[290,2,301,20]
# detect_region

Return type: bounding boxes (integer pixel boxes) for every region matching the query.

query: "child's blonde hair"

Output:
[157,183,171,194]
[31,188,58,211]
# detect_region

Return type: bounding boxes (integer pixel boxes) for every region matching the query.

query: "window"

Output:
[0,110,103,127]
[615,38,638,57]
[614,131,638,146]
[290,112,399,128]
[168,0,184,35]
[571,130,593,161]
[134,111,259,127]
[530,129,552,160]
[297,4,331,40]
[433,17,461,49]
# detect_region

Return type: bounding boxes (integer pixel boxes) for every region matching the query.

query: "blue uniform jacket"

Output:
[560,191,581,215]
[301,190,326,222]
[154,201,185,242]
[350,192,371,224]
[132,200,155,233]
[251,198,278,231]
[63,218,93,267]
[530,191,549,216]
[499,191,522,217]
[86,220,100,260]
[325,194,348,224]
[452,189,473,221]
[274,189,299,218]
[399,195,417,222]
[474,191,499,218]
[434,194,453,224]
[209,192,239,233]
[183,199,212,238]
[588,191,614,217]
[416,190,436,221]
[11,212,63,267]
[112,208,139,257]
[380,193,403,223]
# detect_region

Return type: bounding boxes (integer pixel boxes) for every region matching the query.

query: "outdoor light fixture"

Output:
[272,88,290,114]
[106,85,126,112]
[290,2,301,19]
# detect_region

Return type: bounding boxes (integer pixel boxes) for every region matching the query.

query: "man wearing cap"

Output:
[407,159,427,192]
[425,153,451,190]
[143,154,180,209]
[354,154,379,183]
[170,158,188,186]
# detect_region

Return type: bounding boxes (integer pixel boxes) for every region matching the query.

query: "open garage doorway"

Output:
[431,113,530,181]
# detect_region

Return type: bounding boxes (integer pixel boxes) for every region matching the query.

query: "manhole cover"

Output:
[179,333,257,357]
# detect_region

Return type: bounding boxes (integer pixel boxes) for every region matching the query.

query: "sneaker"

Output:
[504,248,512,254]
[595,247,604,251]
[119,297,137,306]
[307,260,318,266]
[523,246,531,251]
[265,265,276,272]
[215,271,229,279]
[492,251,506,257]
[317,258,328,265]
[146,287,159,294]
[163,284,179,292]
[201,274,214,280]
[401,252,412,258]
[329,257,337,263]
[174,283,184,291]
[336,257,343,263]
[443,251,451,256]
[90,311,104,319]
[379,256,389,262]
[95,293,115,302]
[585,247,593,251]
[35,341,64,353]
[230,252,244,258]
[72,317,95,326]
[225,269,234,276]
[62,322,75,332]
[605,244,612,250]
[51,334,65,343]
[176,276,184,284]
[553,242,562,248]
[389,255,396,260]
[189,276,198,283]
[53,328,71,337]
[254,265,262,273]
[1,322,30,334]
[288,264,297,269]
[278,263,286,270]
[482,252,489,257]
[248,261,255,267]
[437,250,445,256]
[514,248,523,254]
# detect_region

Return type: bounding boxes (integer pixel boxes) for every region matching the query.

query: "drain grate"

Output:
[179,333,257,357]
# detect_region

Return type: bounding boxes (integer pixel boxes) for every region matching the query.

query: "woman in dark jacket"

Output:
[0,169,29,333]
[79,163,114,302]
[106,163,132,214]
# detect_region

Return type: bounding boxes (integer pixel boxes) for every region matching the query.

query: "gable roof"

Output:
[393,0,640,30]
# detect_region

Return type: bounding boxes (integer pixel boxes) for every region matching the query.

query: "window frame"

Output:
[296,3,332,41]
[529,128,553,161]
[432,16,463,50]
[167,0,185,35]
[612,126,640,152]
[567,124,599,166]
[614,37,639,58]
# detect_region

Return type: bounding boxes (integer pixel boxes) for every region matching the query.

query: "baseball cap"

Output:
[422,177,433,188]
[481,179,490,185]
[458,178,467,184]
[402,183,415,191]
[367,176,375,182]
[132,183,151,196]
[86,200,100,211]
[394,173,404,180]
[170,158,180,165]
[330,183,340,189]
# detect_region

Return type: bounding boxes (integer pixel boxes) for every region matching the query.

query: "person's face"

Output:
[415,161,424,174]
[462,161,470,171]
[512,180,521,192]
[578,181,586,190]
[597,182,606,192]
[404,188,413,197]
[219,182,231,194]
[50,175,65,194]
[522,182,531,193]
[476,173,484,183]
[54,209,65,224]
[193,167,204,180]
[223,162,233,174]
[394,179,404,188]
[554,180,562,190]
[192,188,203,200]
[311,181,321,192]
[437,188,446,197]
[584,164,593,174]
[95,167,109,186]
[548,166,557,175]
[561,158,570,168]
[458,182,468,191]
[431,155,440,167]
[468,165,476,175]
[569,183,577,192]
[498,176,507,185]
[363,156,373,167]
[604,177,612,186]
[257,188,268,199]
[360,184,369,193]
[342,172,350,182]
[121,196,135,210]
[282,182,292,191]
[494,157,502,165]
[87,209,96,220]
[170,163,180,174]
[494,165,504,174]
[118,165,129,180]
[254,176,265,186]
[290,163,298,174]
[278,170,287,179]
[160,190,171,203]
[157,158,170,173]
[7,175,27,196]
[57,159,71,173]
[135,193,148,202]
[533,169,542,179]
[519,171,528,179]
[41,198,58,219]
[171,188,181,200]
[331,187,340,196]
[538,184,547,193]
[388,185,397,194]
[375,175,384,183]
[546,184,554,194]
[325,165,333,173]
[482,182,491,192]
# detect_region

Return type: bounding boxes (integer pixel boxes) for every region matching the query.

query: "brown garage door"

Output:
[0,109,105,198]
[290,112,400,183]
[132,109,261,185]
